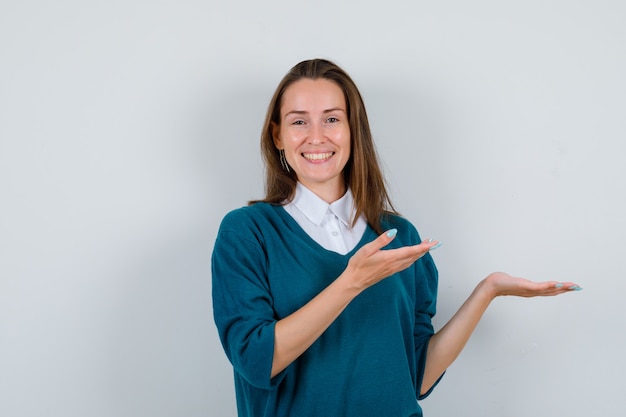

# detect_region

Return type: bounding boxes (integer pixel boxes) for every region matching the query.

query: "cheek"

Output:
[341,131,351,153]
[282,127,305,143]
[284,136,303,152]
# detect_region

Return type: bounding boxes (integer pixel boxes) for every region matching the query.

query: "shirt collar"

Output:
[291,182,356,228]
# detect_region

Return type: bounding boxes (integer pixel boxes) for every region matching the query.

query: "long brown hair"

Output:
[251,58,396,234]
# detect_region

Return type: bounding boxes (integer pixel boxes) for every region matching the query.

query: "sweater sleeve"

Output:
[400,220,443,400]
[413,251,444,400]
[384,215,444,399]
[211,210,283,390]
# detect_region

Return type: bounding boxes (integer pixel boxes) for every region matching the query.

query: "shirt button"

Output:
[331,231,339,237]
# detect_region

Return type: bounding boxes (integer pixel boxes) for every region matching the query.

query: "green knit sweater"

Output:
[212,203,441,417]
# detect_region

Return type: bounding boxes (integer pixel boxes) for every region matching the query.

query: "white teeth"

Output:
[304,152,333,161]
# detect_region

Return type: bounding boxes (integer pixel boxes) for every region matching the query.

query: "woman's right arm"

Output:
[271,229,437,377]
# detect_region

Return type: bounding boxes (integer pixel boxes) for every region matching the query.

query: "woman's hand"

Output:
[342,229,440,291]
[421,272,582,394]
[482,272,582,299]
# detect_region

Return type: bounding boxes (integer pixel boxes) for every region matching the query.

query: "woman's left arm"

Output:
[420,272,581,395]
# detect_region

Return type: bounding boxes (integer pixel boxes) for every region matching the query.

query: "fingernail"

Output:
[386,228,397,238]
[555,283,564,288]
[429,242,443,251]
[428,238,433,243]
[569,286,583,291]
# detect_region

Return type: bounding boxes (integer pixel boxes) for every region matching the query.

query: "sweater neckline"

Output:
[272,204,375,257]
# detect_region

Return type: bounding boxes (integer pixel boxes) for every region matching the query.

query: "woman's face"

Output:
[273,78,351,202]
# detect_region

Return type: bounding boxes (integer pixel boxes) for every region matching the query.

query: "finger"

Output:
[535,281,582,291]
[360,228,399,257]
[420,238,443,252]
[385,242,433,263]
[524,281,583,297]
[554,282,583,292]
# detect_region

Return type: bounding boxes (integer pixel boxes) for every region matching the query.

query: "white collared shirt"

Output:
[282,183,367,255]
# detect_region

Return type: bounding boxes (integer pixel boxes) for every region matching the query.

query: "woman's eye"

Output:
[292,120,305,125]
[326,117,339,123]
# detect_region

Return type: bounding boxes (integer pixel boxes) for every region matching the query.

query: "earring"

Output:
[279,149,290,172]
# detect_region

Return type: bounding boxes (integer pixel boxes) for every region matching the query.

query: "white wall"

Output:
[1,1,624,416]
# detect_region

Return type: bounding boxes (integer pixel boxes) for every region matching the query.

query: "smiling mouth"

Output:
[303,152,334,161]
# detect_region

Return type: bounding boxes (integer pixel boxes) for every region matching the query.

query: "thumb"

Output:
[361,228,397,256]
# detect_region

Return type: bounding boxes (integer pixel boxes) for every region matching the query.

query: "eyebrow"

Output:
[284,107,346,117]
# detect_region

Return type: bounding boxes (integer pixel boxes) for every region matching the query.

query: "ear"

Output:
[271,122,282,149]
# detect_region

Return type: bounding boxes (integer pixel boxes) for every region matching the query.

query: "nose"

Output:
[308,122,325,145]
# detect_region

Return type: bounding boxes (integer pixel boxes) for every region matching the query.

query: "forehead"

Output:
[280,78,346,113]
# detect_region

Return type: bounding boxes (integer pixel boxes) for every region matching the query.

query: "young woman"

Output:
[212,58,581,417]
